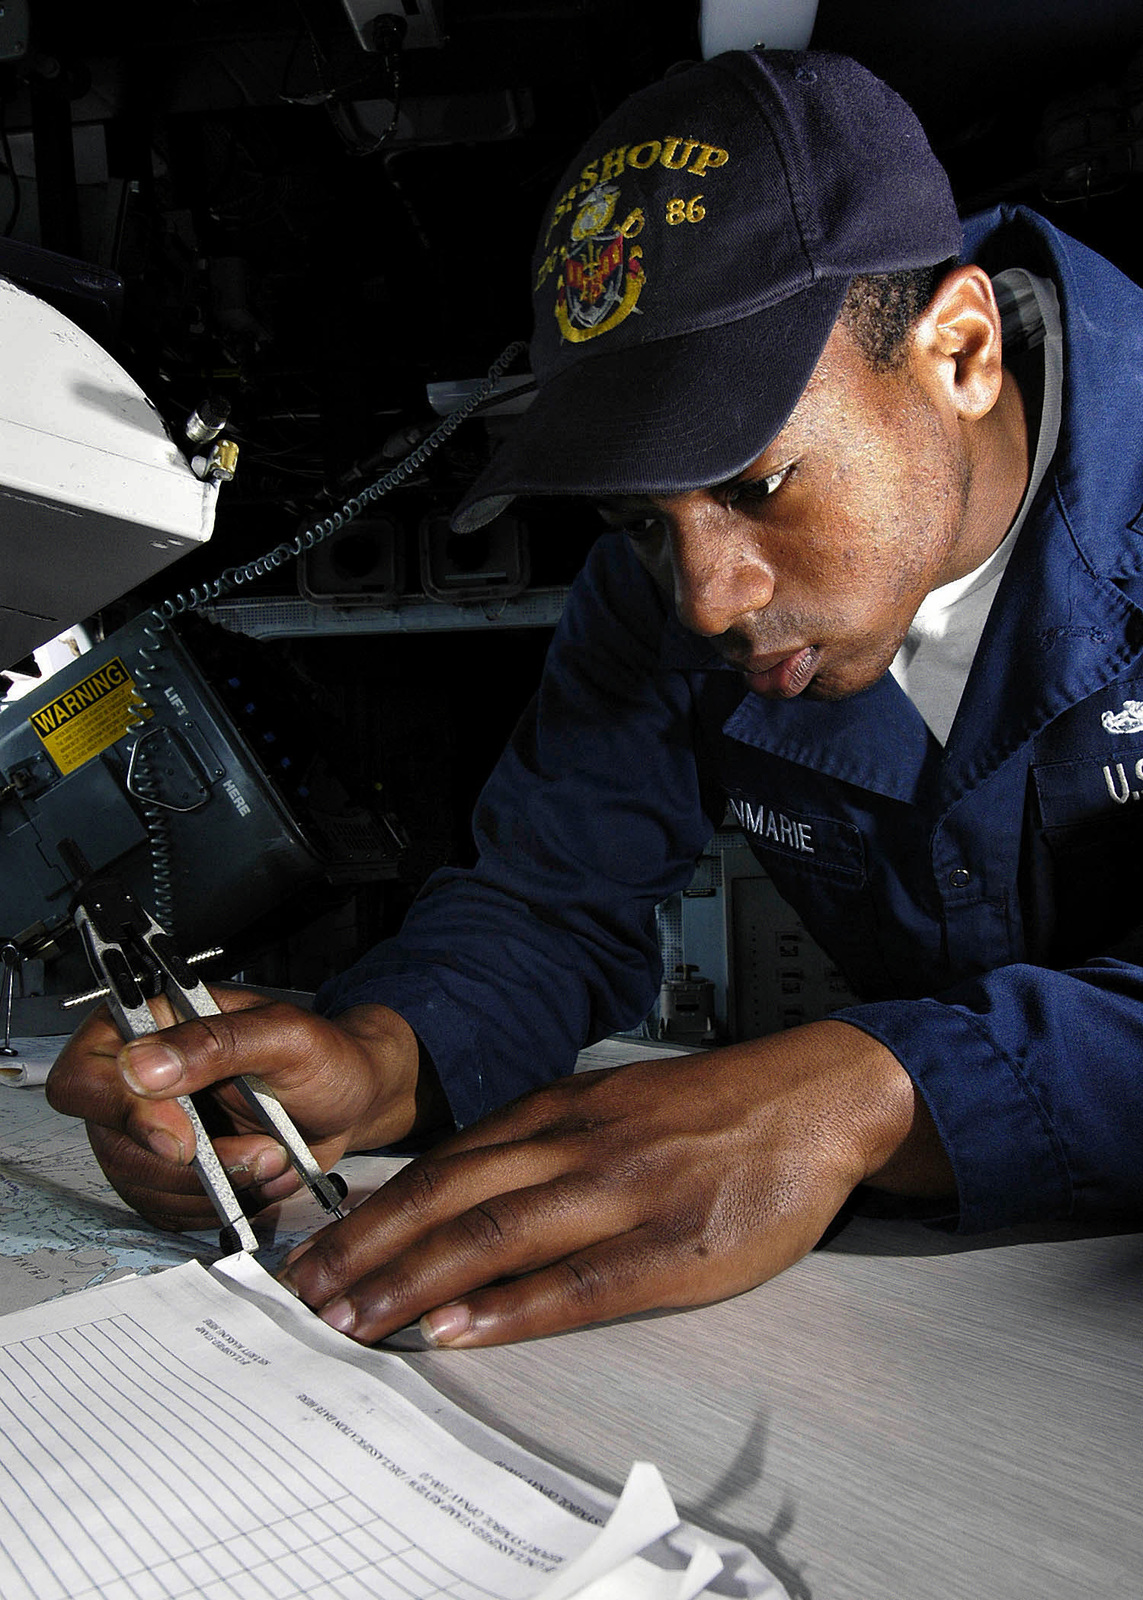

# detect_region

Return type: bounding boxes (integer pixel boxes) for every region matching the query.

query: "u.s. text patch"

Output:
[1036,754,1143,825]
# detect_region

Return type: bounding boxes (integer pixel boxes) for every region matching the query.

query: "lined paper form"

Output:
[5,1309,488,1597]
[0,1256,787,1600]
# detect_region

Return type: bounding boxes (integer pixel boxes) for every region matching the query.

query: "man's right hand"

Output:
[45,993,438,1232]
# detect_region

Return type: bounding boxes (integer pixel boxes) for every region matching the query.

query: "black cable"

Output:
[154,338,527,621]
[326,15,408,156]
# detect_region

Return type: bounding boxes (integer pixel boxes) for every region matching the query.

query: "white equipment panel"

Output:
[0,275,218,667]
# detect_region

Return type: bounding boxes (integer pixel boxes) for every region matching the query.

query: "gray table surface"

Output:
[1,1077,1140,1600]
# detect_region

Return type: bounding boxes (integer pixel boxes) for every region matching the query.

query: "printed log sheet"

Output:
[0,1260,626,1600]
[0,1256,782,1600]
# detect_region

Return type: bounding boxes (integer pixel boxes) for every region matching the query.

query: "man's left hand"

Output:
[278,1019,955,1346]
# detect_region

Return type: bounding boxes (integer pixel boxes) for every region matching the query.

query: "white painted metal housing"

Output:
[0,275,218,668]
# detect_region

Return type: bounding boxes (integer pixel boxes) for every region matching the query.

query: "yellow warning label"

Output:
[28,657,151,776]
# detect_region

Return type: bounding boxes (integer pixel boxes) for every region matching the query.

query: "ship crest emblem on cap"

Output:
[555,183,645,344]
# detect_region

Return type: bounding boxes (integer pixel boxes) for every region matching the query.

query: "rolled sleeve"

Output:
[837,957,1143,1232]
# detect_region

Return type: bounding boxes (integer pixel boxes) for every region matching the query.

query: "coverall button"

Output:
[949,867,971,888]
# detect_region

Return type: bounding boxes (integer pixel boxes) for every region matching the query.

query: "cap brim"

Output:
[451,275,850,532]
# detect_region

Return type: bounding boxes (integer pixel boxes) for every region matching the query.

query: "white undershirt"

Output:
[888,268,1063,745]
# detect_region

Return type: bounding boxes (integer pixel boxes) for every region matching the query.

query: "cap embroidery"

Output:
[570,183,619,241]
[555,184,646,344]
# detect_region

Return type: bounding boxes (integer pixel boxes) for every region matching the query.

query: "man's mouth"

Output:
[738,646,822,698]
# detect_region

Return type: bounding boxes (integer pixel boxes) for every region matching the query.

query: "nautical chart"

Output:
[0,1075,390,1313]
[0,1035,668,1314]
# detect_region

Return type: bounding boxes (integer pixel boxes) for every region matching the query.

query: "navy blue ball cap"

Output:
[452,48,962,532]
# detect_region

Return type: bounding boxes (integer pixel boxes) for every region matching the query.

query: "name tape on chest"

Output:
[726,792,866,884]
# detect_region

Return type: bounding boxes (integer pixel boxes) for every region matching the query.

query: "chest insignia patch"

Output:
[1101,700,1143,734]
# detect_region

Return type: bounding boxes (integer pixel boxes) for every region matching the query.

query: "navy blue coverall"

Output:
[319,206,1143,1235]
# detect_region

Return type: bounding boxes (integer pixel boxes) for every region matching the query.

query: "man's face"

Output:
[594,319,979,701]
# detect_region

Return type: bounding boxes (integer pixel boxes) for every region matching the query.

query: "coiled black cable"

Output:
[124,617,177,930]
[155,340,527,622]
[127,339,527,926]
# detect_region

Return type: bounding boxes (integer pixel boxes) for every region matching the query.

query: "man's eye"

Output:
[728,466,789,508]
[592,504,662,540]
[623,516,664,542]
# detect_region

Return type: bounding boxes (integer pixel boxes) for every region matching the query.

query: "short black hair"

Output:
[839,261,956,372]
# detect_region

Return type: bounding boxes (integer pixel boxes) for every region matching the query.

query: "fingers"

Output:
[46,1007,204,1174]
[49,994,405,1152]
[413,1226,741,1348]
[110,1000,335,1104]
[86,1122,298,1231]
[317,1225,691,1350]
[278,1123,839,1349]
[46,1004,144,1125]
[46,991,400,1233]
[47,998,288,1172]
[281,1146,614,1339]
[46,990,253,1125]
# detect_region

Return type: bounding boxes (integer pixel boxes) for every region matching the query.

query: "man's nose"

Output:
[667,501,776,637]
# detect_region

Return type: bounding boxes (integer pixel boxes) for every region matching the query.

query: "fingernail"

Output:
[251,1144,289,1182]
[284,1237,316,1268]
[420,1302,471,1347]
[121,1040,183,1093]
[319,1298,356,1335]
[146,1128,186,1165]
[224,1152,287,1182]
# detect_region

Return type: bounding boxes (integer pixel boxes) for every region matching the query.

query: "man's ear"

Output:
[910,264,1004,423]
